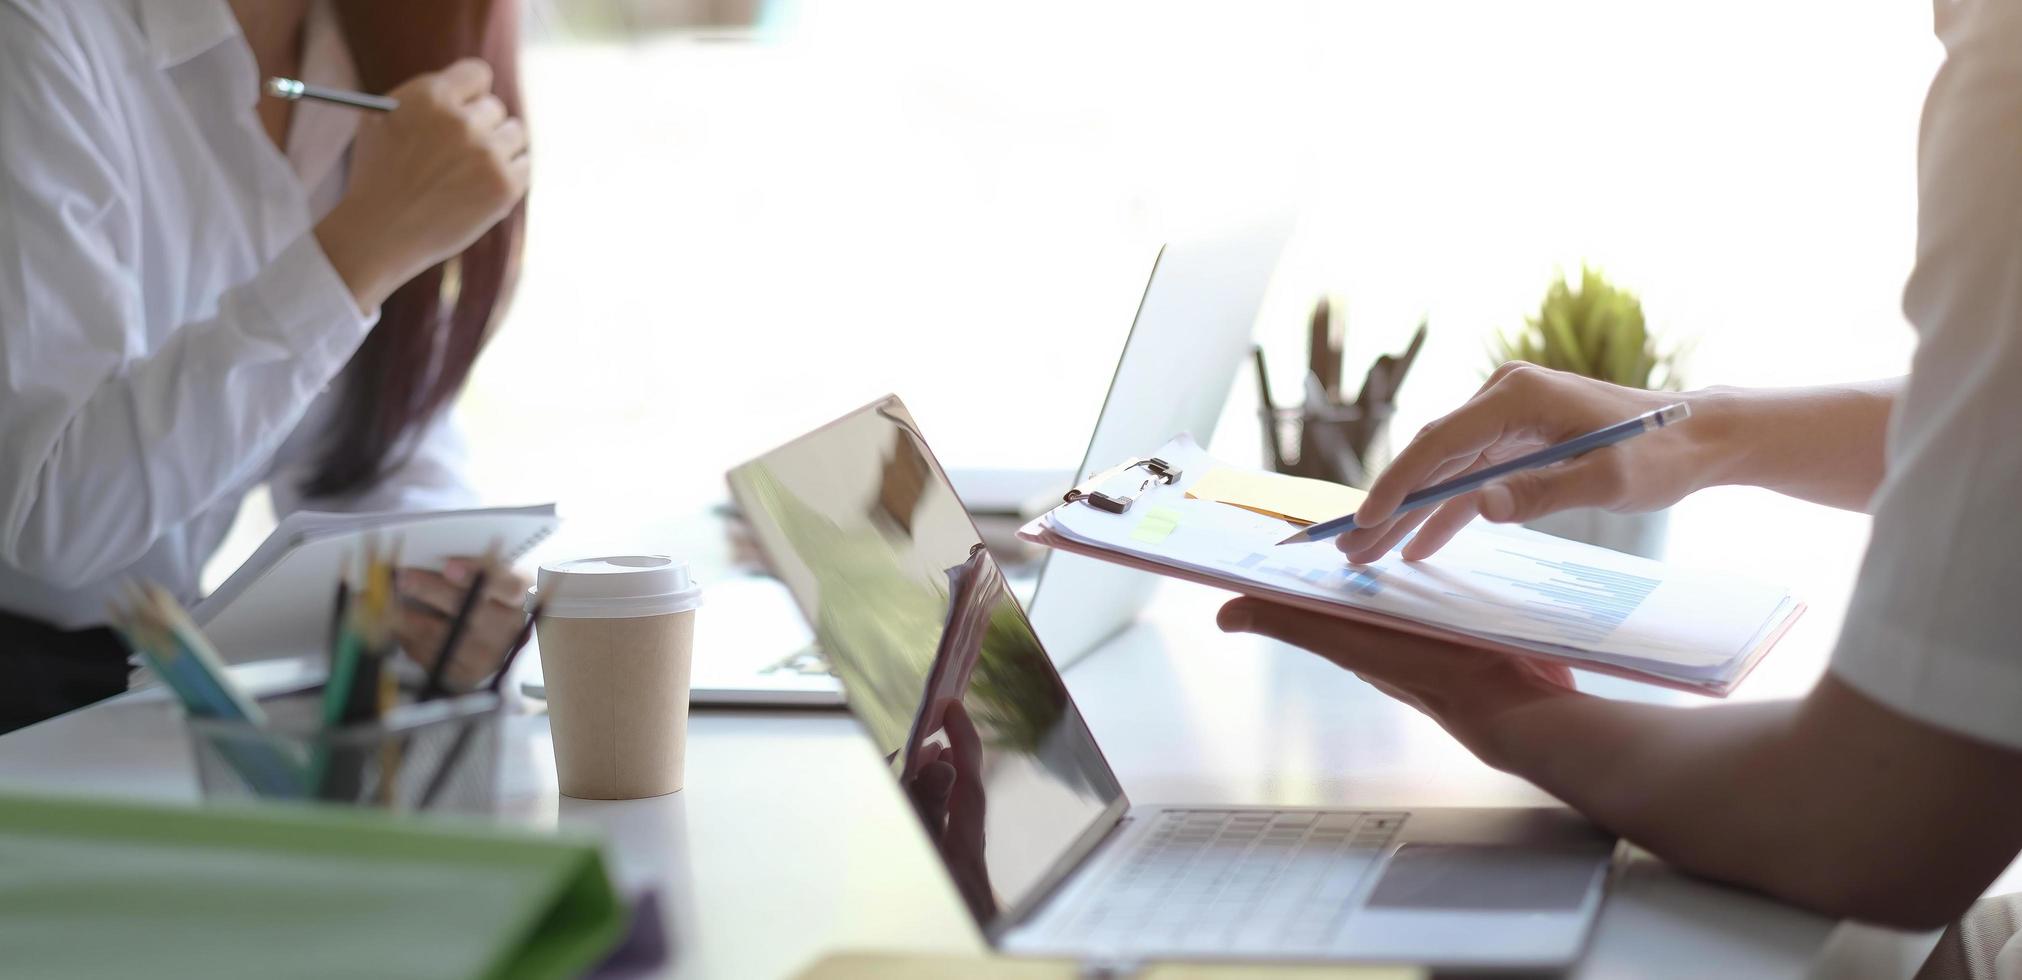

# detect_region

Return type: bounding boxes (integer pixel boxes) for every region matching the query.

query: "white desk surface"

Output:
[0,571,1934,979]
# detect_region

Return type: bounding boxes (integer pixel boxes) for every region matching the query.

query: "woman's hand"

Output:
[901,701,999,922]
[314,58,530,312]
[395,556,531,691]
[1218,597,1582,770]
[1340,363,1726,563]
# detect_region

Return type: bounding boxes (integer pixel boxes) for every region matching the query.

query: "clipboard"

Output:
[1022,439,1804,698]
[1062,456,1182,514]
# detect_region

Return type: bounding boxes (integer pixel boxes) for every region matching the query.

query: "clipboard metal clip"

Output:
[1063,457,1182,515]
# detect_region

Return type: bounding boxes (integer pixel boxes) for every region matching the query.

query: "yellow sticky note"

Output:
[1187,467,1367,526]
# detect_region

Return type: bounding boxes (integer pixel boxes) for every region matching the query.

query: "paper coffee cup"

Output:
[533,556,702,800]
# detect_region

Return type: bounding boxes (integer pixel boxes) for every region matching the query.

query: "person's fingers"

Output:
[440,558,528,607]
[1352,362,1572,529]
[1477,450,1628,524]
[914,762,954,801]
[1334,523,1385,558]
[396,568,464,618]
[1337,449,1485,556]
[400,565,513,618]
[921,762,956,800]
[397,607,450,667]
[440,556,480,584]
[462,93,506,131]
[1357,674,1430,715]
[485,590,528,622]
[1399,494,1484,561]
[940,705,987,821]
[390,566,521,686]
[352,111,384,146]
[912,759,955,828]
[493,571,532,610]
[1354,396,1523,530]
[445,608,518,681]
[494,564,532,596]
[1531,661,1579,690]
[1218,597,1438,678]
[1352,430,1488,530]
[940,701,983,771]
[488,118,529,158]
[1342,507,1434,565]
[433,58,494,102]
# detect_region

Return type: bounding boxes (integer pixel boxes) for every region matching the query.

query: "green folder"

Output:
[0,793,628,980]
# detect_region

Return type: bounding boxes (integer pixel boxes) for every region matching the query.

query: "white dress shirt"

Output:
[1831,0,2022,750]
[0,0,475,630]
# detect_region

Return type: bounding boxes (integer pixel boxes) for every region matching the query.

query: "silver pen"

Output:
[264,77,398,113]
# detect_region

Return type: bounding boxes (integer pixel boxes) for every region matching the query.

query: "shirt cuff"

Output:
[245,231,379,370]
[1831,613,2022,751]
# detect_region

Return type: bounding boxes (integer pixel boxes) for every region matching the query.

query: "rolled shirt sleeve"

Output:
[1829,1,2022,749]
[0,9,376,586]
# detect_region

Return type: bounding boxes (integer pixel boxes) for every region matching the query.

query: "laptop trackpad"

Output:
[1366,844,1601,912]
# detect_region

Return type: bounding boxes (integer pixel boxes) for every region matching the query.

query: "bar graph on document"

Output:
[1466,551,1659,646]
[1227,551,1386,597]
[1211,528,1738,668]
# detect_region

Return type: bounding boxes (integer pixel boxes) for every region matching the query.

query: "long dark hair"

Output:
[303,0,526,497]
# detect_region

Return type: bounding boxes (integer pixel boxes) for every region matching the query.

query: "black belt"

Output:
[0,609,131,735]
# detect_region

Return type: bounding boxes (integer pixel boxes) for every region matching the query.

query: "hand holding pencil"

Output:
[303,57,530,312]
[1336,364,1716,564]
[397,554,530,694]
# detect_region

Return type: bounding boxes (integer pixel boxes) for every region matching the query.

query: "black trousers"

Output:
[0,609,130,735]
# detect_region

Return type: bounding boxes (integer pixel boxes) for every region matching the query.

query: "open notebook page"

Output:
[193,504,557,662]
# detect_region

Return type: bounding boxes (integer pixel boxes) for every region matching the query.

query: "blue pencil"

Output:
[1277,402,1692,546]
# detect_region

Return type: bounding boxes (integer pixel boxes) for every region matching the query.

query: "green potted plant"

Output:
[1490,266,1683,557]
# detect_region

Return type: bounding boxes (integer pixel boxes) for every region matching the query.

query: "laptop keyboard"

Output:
[1061,809,1407,953]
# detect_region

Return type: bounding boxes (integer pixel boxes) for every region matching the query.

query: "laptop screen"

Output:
[727,397,1128,936]
[1029,218,1292,667]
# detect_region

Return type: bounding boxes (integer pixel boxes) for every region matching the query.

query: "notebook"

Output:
[1019,437,1802,696]
[195,504,558,663]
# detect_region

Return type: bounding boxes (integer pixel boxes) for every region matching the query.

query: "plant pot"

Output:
[1523,507,1669,560]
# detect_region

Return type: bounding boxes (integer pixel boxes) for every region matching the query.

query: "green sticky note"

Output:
[1131,507,1183,544]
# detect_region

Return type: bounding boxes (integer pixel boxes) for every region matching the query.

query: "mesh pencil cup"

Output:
[184,688,502,813]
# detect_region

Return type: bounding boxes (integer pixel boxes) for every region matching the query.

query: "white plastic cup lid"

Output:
[530,555,702,619]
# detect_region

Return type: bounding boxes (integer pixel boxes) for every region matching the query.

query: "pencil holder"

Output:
[185,688,503,813]
[1260,401,1396,487]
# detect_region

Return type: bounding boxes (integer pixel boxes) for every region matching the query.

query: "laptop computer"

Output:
[644,222,1289,706]
[727,396,1615,970]
[1028,218,1291,667]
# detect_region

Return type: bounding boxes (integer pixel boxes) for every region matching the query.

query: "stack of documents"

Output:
[1020,438,1802,696]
